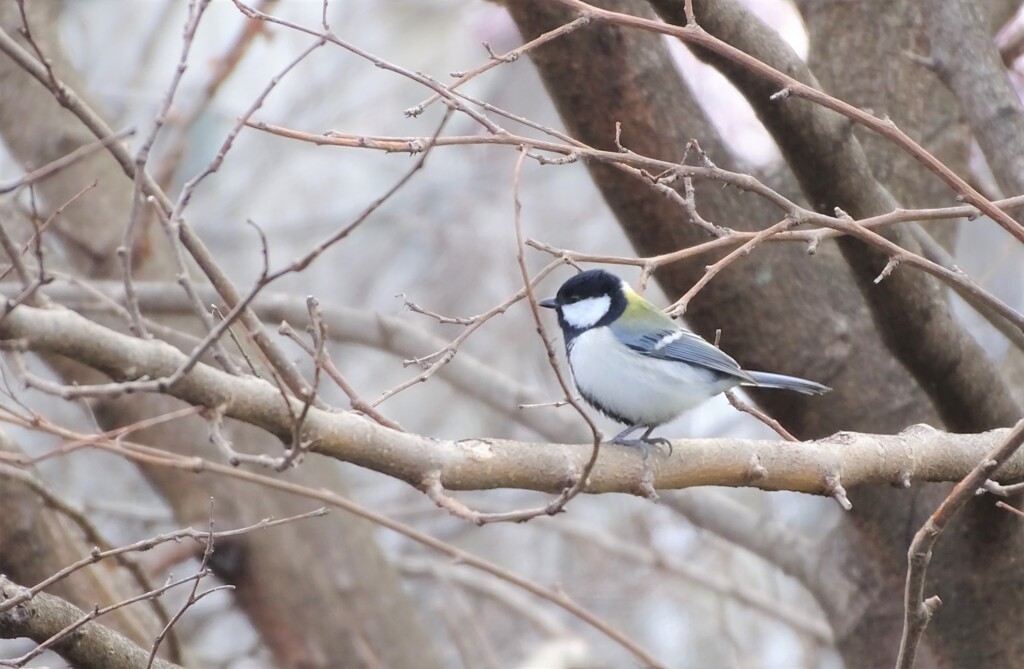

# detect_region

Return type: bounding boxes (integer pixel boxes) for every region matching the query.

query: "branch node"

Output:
[833,207,854,222]
[825,474,853,510]
[744,454,768,482]
[805,234,822,255]
[922,595,942,617]
[874,255,902,284]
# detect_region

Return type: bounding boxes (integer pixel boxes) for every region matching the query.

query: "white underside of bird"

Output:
[568,325,738,427]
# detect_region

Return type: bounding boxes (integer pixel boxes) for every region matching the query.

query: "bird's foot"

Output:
[644,436,673,458]
[608,435,673,459]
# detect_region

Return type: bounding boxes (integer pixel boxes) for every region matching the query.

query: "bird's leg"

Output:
[609,424,644,445]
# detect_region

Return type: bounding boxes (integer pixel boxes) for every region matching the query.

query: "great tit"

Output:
[539,269,830,449]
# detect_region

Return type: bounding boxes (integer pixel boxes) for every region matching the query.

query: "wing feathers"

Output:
[612,325,752,382]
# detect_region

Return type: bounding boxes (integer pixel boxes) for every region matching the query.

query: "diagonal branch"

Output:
[923,0,1024,209]
[895,419,1024,669]
[647,0,1021,432]
[0,575,182,669]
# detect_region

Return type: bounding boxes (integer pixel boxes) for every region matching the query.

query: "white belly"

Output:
[568,327,738,426]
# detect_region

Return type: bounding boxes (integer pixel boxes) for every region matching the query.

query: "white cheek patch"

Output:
[561,295,611,329]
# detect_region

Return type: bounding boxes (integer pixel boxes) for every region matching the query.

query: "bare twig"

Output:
[0,502,326,615]
[1,571,206,668]
[373,259,563,406]
[120,0,213,340]
[724,390,798,442]
[895,419,1024,669]
[205,404,292,469]
[4,413,668,669]
[246,121,1024,344]
[0,462,182,661]
[0,20,323,404]
[667,217,796,316]
[406,15,591,116]
[279,312,404,431]
[153,0,280,187]
[0,128,135,195]
[0,576,182,669]
[145,499,243,668]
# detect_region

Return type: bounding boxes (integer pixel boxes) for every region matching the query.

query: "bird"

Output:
[538,269,830,451]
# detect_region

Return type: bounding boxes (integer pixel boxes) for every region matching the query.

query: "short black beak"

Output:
[538,297,558,309]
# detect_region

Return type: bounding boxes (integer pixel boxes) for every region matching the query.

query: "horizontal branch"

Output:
[1,302,1023,501]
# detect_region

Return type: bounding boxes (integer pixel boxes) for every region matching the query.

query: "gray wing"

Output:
[611,324,753,382]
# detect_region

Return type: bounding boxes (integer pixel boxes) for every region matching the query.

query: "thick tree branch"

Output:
[0,575,182,669]
[924,0,1024,209]
[2,301,1023,500]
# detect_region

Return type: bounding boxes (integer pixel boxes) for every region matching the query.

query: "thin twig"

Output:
[724,390,798,442]
[549,0,1024,244]
[13,416,667,669]
[408,15,590,116]
[0,462,183,662]
[247,121,1024,345]
[0,502,326,616]
[0,128,135,195]
[895,419,1024,669]
[279,314,403,431]
[667,217,797,316]
[153,0,280,187]
[0,20,325,402]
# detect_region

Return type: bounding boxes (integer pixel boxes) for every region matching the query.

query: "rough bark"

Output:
[0,432,174,662]
[924,0,1024,210]
[0,575,182,669]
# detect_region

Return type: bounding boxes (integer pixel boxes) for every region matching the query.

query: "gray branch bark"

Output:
[0,575,182,669]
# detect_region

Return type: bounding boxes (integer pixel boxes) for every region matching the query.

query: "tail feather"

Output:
[743,371,830,395]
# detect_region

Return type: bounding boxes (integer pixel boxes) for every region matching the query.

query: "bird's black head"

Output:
[539,269,628,335]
